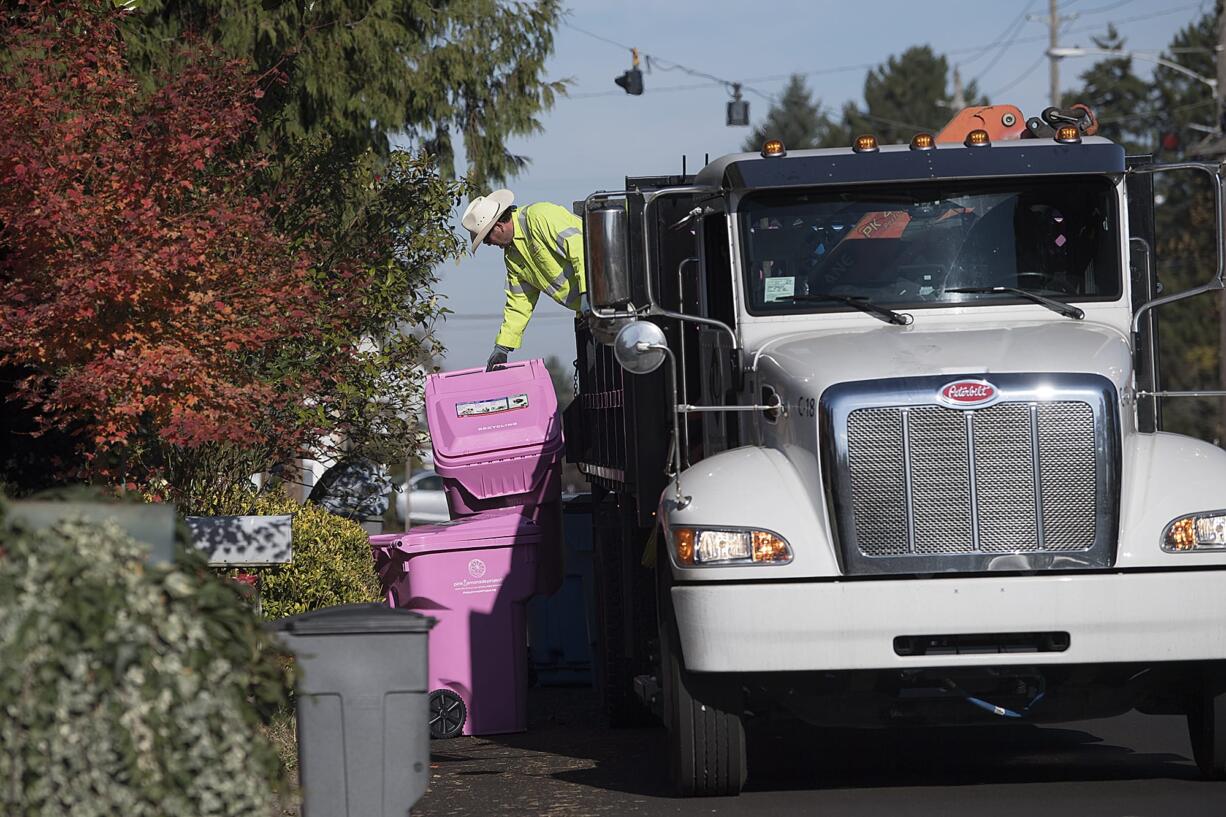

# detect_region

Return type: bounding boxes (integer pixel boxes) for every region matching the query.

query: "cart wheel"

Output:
[428,689,467,740]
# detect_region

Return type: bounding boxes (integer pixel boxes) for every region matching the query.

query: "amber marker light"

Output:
[964,129,991,147]
[910,132,935,151]
[1054,125,1082,144]
[751,530,792,563]
[1166,518,1198,551]
[1162,512,1226,552]
[853,134,879,153]
[761,138,787,158]
[673,527,695,565]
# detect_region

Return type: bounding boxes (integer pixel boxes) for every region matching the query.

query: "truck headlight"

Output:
[669,526,792,566]
[1163,511,1226,552]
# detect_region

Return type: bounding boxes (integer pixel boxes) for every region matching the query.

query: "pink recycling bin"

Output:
[371,360,566,738]
[425,359,564,595]
[371,511,540,738]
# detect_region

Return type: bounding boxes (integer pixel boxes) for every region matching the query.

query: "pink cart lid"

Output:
[369,509,541,556]
[426,359,562,464]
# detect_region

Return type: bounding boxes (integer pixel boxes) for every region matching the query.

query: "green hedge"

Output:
[0,502,291,816]
[245,491,383,620]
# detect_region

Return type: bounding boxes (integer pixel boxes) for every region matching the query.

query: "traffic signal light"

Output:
[615,68,643,95]
[726,83,748,126]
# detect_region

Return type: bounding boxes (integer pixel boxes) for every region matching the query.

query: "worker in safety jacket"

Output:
[461,189,585,370]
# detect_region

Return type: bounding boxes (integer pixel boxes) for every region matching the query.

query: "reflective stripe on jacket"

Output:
[495,202,585,350]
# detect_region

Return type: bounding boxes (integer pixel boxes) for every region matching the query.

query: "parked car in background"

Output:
[394,469,450,524]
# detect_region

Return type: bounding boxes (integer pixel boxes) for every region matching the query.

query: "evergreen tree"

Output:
[1059,25,1154,154]
[1057,4,1225,443]
[742,74,841,151]
[122,0,565,187]
[1152,3,1220,156]
[1143,4,1225,442]
[841,46,984,144]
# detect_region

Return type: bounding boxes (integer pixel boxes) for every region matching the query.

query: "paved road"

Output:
[414,687,1224,816]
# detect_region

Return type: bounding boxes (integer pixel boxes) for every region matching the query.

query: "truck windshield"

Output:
[739,175,1120,315]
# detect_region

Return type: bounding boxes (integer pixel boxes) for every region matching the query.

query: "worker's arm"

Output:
[494,270,539,350]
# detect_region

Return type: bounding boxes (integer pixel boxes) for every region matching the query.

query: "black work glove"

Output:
[486,345,512,371]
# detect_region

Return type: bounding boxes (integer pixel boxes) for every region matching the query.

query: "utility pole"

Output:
[951,65,966,110]
[1049,0,1060,107]
[1031,0,1078,107]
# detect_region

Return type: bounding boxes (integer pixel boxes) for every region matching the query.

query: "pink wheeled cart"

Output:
[371,359,564,737]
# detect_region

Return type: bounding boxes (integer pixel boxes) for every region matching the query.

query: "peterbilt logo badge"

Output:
[937,379,998,408]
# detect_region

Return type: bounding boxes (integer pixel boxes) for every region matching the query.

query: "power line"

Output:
[561,18,776,104]
[1069,0,1137,16]
[729,4,1204,85]
[562,3,1207,104]
[569,80,718,99]
[960,0,1039,69]
[974,1,1041,81]
[992,53,1050,97]
[560,19,630,52]
[1096,97,1214,124]
[813,100,934,134]
[1010,2,1204,50]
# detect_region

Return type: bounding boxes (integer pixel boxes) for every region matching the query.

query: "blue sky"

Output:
[425,0,1212,372]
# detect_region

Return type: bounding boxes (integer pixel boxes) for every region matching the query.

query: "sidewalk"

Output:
[415,687,666,817]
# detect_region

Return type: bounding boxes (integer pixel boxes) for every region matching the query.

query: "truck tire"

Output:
[658,554,745,797]
[664,639,746,796]
[1188,673,1226,779]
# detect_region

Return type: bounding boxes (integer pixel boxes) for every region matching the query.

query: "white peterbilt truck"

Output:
[563,105,1226,796]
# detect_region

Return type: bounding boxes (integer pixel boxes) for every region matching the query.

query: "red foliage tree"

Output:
[0,0,330,483]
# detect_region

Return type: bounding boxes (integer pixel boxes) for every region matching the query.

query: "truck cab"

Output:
[567,106,1226,797]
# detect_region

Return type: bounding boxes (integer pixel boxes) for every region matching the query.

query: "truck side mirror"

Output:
[612,321,667,374]
[585,201,632,310]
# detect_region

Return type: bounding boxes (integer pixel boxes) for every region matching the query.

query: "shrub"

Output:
[0,500,291,816]
[246,490,383,620]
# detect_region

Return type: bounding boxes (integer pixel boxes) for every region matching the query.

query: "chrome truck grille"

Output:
[821,374,1120,575]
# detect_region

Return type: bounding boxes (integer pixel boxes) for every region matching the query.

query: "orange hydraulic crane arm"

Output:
[936,103,1099,144]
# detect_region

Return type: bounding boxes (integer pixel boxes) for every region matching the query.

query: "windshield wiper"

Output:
[945,286,1084,320]
[781,293,914,325]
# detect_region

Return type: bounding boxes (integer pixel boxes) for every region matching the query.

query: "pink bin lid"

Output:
[369,509,541,556]
[426,359,561,464]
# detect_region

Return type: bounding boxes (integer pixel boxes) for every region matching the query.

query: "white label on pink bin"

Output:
[453,577,501,595]
[456,393,529,417]
[451,558,501,595]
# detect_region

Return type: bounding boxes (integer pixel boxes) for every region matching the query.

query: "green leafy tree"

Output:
[742,74,842,151]
[1059,25,1154,154]
[0,0,466,503]
[123,0,566,188]
[841,46,986,144]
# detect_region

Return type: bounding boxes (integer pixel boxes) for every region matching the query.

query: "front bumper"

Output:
[672,569,1226,673]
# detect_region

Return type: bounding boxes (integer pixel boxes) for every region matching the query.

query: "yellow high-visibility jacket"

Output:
[495,202,585,350]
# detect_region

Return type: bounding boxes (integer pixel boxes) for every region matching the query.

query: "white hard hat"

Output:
[461,189,515,253]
